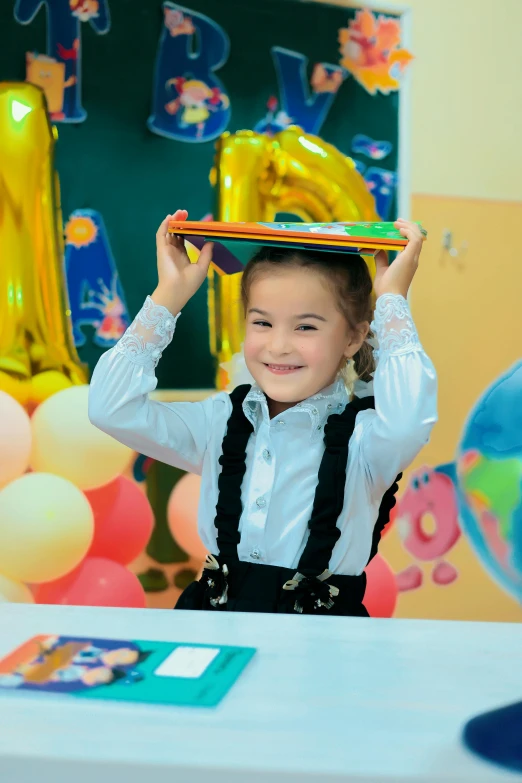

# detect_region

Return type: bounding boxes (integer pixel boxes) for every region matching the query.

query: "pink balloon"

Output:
[35,557,146,608]
[0,391,32,487]
[84,477,154,565]
[167,473,207,560]
[364,554,398,618]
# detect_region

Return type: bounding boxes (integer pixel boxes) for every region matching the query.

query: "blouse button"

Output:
[312,407,318,415]
[327,404,333,410]
[262,449,271,461]
[250,549,261,560]
[338,403,343,409]
[256,497,266,508]
[278,420,285,427]
[317,425,322,430]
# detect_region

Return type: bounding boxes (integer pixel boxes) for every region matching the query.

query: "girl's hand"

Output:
[373,219,423,300]
[151,209,213,314]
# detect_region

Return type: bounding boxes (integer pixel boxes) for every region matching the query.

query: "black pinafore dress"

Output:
[176,385,400,616]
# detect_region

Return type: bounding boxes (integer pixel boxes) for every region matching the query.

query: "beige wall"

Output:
[389,195,522,621]
[407,0,522,201]
[403,0,522,619]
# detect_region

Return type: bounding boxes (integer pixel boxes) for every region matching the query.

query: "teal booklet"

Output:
[0,634,256,707]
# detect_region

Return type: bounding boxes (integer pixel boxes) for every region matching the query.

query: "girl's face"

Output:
[244,266,367,416]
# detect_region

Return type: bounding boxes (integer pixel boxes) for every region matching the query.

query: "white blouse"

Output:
[88,293,437,576]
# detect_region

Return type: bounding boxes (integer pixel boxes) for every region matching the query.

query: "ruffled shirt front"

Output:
[89,294,438,575]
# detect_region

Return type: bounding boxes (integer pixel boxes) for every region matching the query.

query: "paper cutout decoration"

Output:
[65,209,130,347]
[338,9,413,95]
[0,634,256,707]
[351,134,392,161]
[15,0,110,123]
[255,47,345,136]
[148,3,230,142]
[395,464,460,593]
[364,167,398,220]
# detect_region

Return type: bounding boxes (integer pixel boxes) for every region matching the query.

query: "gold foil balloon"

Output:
[0,82,87,410]
[208,127,379,387]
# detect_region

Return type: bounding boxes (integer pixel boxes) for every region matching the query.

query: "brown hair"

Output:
[241,246,375,382]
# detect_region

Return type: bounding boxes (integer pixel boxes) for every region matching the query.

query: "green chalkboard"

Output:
[0,0,399,389]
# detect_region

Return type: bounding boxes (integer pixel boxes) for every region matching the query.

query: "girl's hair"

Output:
[241,246,375,383]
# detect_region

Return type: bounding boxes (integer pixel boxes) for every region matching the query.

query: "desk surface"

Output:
[0,604,520,783]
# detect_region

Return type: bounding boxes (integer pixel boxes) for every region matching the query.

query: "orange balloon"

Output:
[167,473,207,560]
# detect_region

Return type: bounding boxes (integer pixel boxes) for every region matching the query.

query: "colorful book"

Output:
[0,634,256,707]
[169,220,427,275]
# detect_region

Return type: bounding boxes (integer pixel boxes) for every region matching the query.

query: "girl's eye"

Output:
[252,320,271,328]
[296,325,317,332]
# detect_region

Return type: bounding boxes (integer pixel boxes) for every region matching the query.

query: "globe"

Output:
[457,361,522,602]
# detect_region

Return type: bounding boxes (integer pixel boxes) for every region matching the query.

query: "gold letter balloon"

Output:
[208,127,379,388]
[0,82,87,411]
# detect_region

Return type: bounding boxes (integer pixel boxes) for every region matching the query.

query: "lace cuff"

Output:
[114,296,180,369]
[371,294,421,360]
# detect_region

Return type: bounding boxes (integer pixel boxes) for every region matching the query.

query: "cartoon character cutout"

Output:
[0,636,151,693]
[164,7,195,37]
[254,97,294,136]
[338,9,413,95]
[26,50,77,120]
[310,63,343,94]
[395,466,460,591]
[81,275,129,343]
[70,0,99,22]
[164,77,230,139]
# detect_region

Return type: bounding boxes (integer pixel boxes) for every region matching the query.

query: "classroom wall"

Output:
[378,0,522,620]
[406,0,522,201]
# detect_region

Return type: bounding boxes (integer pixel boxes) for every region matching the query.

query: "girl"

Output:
[89,210,437,616]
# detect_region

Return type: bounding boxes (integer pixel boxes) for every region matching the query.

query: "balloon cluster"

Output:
[0,386,153,608]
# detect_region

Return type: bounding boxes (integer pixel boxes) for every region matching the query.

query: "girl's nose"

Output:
[267,328,292,356]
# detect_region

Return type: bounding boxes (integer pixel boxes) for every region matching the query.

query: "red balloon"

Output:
[84,477,154,565]
[364,554,398,618]
[35,557,146,608]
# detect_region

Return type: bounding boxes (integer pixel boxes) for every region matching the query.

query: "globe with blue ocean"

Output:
[457,362,522,602]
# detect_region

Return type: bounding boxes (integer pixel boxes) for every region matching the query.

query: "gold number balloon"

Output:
[208,126,379,388]
[0,82,87,410]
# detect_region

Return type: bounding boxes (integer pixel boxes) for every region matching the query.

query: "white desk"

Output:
[0,604,520,783]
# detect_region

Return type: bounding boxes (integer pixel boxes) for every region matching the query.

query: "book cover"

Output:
[170,221,427,274]
[0,634,256,707]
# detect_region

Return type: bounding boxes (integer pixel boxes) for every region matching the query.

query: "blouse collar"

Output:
[242,379,349,441]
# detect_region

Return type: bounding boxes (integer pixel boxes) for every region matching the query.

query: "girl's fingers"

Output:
[156,215,171,243]
[197,241,214,272]
[374,249,389,273]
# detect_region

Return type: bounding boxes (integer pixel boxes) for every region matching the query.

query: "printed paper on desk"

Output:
[0,634,256,707]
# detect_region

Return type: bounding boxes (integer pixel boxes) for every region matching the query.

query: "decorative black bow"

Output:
[283,573,340,614]
[202,554,229,609]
